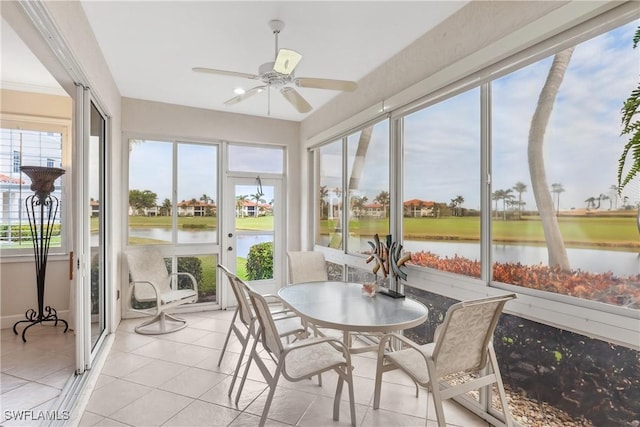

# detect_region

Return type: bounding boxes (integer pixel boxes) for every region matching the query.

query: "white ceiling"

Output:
[2,1,469,122]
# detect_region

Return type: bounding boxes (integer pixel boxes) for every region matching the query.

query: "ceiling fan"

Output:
[193,19,358,114]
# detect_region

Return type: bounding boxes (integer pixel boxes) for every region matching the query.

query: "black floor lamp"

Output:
[13,166,69,342]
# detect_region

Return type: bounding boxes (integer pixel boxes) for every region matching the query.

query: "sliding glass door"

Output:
[74,87,109,373]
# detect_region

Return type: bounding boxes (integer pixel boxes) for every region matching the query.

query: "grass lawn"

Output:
[321,214,640,249]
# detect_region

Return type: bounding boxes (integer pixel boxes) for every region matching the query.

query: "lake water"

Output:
[127,228,640,277]
[127,228,270,258]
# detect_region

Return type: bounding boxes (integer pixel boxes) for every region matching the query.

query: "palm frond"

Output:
[617,26,640,192]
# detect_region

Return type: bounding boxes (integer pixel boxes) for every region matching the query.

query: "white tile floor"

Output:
[1,322,75,426]
[2,310,491,426]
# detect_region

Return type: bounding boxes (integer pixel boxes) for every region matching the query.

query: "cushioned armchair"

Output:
[125,247,198,335]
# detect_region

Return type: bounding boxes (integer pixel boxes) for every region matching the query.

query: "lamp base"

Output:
[12,307,69,343]
[377,288,405,299]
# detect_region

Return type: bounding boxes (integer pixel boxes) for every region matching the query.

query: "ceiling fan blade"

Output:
[224,86,266,106]
[280,87,312,113]
[273,49,302,75]
[295,77,358,92]
[193,67,258,80]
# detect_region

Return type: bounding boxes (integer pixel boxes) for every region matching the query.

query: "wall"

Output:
[1,0,123,332]
[0,89,72,329]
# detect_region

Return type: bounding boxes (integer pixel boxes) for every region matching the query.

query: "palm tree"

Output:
[374,191,390,218]
[528,48,573,271]
[251,192,265,217]
[491,190,503,218]
[454,195,464,217]
[319,186,328,219]
[236,194,248,217]
[512,182,527,220]
[200,194,209,204]
[585,196,596,210]
[501,189,514,220]
[161,198,171,216]
[551,183,565,215]
[491,189,513,220]
[617,26,640,192]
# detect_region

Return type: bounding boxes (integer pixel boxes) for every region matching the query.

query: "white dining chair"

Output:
[216,264,306,398]
[373,293,516,427]
[238,284,357,427]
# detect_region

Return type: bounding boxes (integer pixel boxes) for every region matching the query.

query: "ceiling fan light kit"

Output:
[193,19,357,114]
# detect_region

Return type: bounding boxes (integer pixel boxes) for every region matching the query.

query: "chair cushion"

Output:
[386,342,436,385]
[284,340,346,379]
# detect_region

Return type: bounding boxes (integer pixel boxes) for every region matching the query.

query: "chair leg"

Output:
[258,363,283,427]
[426,360,446,427]
[333,373,344,422]
[228,325,250,397]
[373,355,386,409]
[235,331,260,406]
[330,365,355,426]
[218,308,239,366]
[489,345,513,427]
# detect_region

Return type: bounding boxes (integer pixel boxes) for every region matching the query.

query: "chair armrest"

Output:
[378,332,431,363]
[129,280,162,308]
[173,272,198,293]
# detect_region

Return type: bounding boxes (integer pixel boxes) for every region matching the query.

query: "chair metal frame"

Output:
[238,285,357,427]
[373,293,516,427]
[216,264,306,399]
[125,247,198,335]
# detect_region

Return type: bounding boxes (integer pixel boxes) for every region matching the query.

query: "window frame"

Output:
[0,115,72,259]
[310,3,640,349]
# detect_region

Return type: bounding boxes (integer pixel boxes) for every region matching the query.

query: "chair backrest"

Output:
[246,286,284,359]
[217,264,253,327]
[287,251,328,284]
[432,293,516,377]
[125,247,172,301]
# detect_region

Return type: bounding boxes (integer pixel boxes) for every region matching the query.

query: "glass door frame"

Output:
[74,85,111,373]
[222,174,285,308]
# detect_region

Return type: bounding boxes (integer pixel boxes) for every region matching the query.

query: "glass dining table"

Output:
[277,281,429,354]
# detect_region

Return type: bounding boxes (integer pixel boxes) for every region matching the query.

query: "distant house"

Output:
[404,199,435,217]
[237,200,271,217]
[90,199,100,217]
[177,201,216,217]
[361,202,385,218]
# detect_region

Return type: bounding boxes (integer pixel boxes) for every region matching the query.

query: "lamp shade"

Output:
[20,166,66,200]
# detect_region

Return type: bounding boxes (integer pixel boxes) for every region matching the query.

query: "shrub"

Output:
[410,251,640,308]
[246,242,273,280]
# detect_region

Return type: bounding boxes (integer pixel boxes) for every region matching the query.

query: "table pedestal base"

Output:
[13,306,69,343]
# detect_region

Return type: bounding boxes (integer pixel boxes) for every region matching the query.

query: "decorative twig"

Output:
[366,234,410,281]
